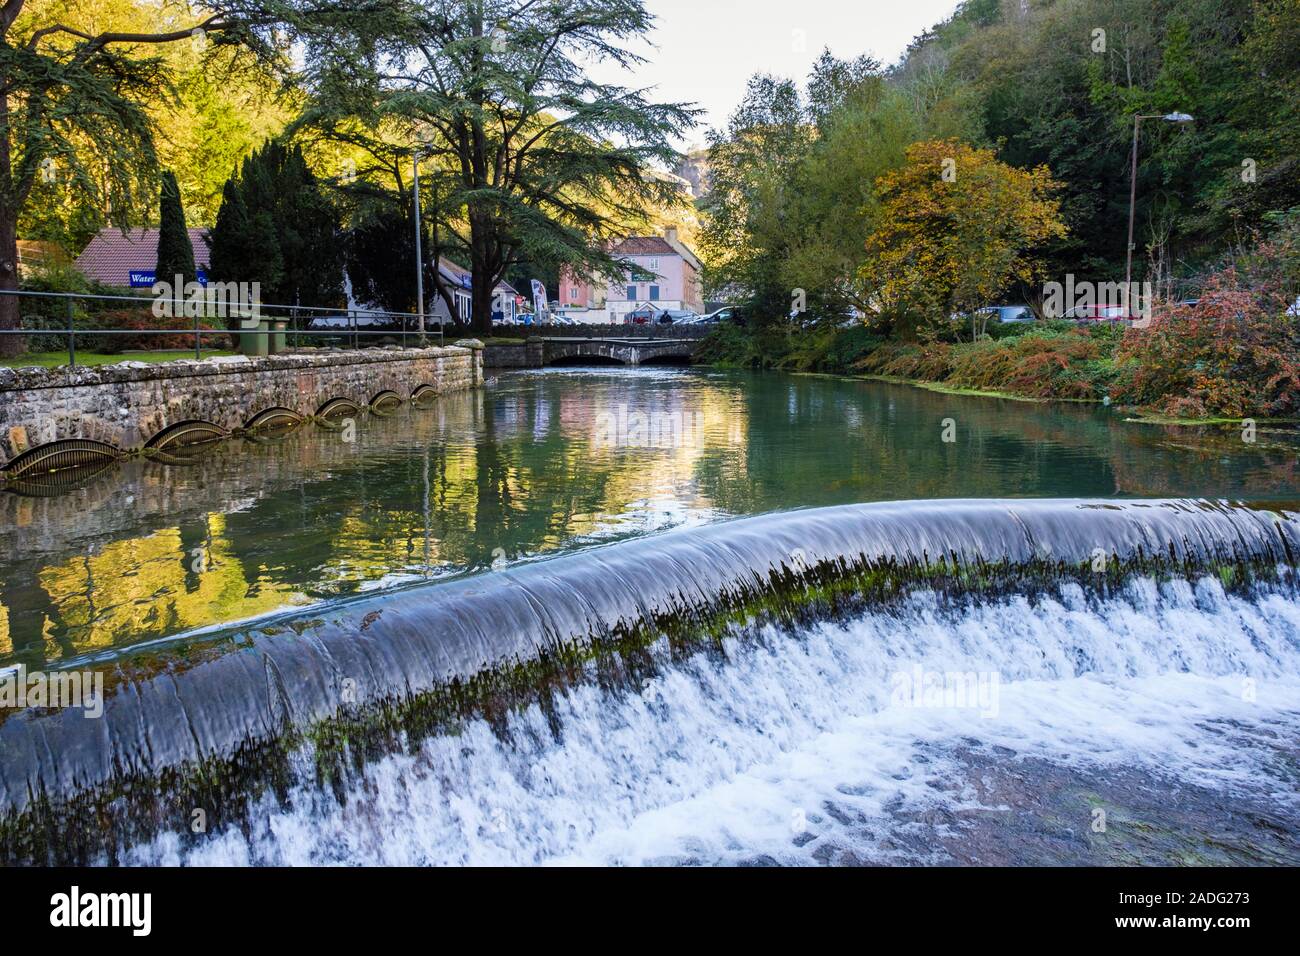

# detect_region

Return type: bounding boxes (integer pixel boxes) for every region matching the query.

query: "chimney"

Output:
[664,226,678,244]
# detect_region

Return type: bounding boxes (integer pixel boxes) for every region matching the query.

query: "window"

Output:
[649,286,660,301]
[626,285,637,300]
[648,258,659,272]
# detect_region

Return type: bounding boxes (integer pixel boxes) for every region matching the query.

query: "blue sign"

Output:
[130,270,208,288]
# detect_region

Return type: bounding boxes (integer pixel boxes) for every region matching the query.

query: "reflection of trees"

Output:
[694,374,1300,512]
[2,369,1297,668]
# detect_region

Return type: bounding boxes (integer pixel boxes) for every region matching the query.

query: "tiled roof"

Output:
[437,257,519,295]
[75,228,210,287]
[611,236,677,256]
[438,256,471,281]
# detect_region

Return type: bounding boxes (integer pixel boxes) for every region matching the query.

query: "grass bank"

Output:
[0,349,237,369]
[696,314,1299,424]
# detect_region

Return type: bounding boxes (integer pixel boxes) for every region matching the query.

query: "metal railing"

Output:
[0,288,450,374]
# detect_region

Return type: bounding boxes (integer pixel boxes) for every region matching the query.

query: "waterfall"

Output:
[1,498,1296,864]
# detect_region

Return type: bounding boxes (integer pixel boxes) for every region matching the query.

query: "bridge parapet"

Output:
[483,335,701,368]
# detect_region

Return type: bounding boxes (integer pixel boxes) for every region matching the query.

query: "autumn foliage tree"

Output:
[860,140,1066,339]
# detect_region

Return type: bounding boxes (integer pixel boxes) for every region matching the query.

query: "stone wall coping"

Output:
[0,345,471,393]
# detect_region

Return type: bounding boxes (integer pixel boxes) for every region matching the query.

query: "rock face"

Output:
[0,346,482,468]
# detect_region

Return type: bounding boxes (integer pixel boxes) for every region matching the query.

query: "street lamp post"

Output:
[1125,112,1194,307]
[412,147,427,345]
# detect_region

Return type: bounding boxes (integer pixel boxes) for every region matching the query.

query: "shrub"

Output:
[1111,263,1300,418]
[945,328,1110,399]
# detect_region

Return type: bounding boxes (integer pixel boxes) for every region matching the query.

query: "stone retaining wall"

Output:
[483,342,540,368]
[0,343,483,468]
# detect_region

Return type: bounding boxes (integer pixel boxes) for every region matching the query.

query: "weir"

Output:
[0,497,1296,862]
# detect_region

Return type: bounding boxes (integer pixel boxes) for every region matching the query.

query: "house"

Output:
[557,268,607,313]
[426,257,520,324]
[75,227,210,288]
[603,228,703,322]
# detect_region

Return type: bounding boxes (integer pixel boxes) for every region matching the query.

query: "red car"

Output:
[1063,304,1141,322]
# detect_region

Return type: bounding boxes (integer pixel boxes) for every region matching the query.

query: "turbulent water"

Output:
[126,574,1300,867]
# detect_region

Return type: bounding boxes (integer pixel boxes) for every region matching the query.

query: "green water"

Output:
[1,367,1296,669]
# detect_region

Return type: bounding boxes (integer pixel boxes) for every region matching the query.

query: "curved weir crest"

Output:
[1,497,1298,863]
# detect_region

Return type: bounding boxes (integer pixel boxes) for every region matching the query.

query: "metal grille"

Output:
[244,407,304,432]
[144,420,228,451]
[2,438,123,479]
[317,397,361,420]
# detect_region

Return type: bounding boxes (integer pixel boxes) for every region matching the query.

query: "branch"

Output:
[26,16,233,53]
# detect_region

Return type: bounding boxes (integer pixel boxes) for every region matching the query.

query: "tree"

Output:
[0,0,381,355]
[345,202,433,314]
[0,1,247,355]
[301,0,696,334]
[208,140,340,306]
[698,73,809,328]
[860,139,1066,338]
[208,179,253,283]
[155,170,196,285]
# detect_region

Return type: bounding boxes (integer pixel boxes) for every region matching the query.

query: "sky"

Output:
[587,0,964,146]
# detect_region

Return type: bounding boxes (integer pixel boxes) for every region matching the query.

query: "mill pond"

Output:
[1,367,1298,865]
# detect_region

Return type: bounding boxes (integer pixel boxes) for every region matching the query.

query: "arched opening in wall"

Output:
[143,420,228,466]
[639,354,693,366]
[411,384,440,405]
[1,438,124,481]
[144,420,228,452]
[316,397,362,421]
[243,407,304,434]
[369,390,403,416]
[546,354,626,367]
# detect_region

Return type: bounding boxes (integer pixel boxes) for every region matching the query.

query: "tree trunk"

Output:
[0,206,22,358]
[468,215,495,335]
[471,268,494,336]
[0,84,24,357]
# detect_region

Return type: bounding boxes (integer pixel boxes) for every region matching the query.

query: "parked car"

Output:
[305,312,411,347]
[697,307,736,325]
[984,304,1036,324]
[1062,304,1139,322]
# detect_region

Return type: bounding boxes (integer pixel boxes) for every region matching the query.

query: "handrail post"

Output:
[66,296,76,375]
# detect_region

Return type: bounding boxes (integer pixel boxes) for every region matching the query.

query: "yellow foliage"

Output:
[860,139,1066,328]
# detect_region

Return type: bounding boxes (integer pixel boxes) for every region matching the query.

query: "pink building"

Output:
[605,228,702,321]
[557,266,606,315]
[559,228,703,322]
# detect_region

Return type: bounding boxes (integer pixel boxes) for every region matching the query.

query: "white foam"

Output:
[125,577,1300,866]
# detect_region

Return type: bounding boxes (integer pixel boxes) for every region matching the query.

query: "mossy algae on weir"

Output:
[0,498,1296,864]
[3,557,1296,865]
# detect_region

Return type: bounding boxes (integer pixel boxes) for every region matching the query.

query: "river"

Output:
[0,368,1297,865]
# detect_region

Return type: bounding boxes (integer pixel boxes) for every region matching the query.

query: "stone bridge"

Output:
[485,334,703,368]
[0,344,482,480]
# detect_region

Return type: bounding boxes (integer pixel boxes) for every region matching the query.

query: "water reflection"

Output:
[1,368,1296,667]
